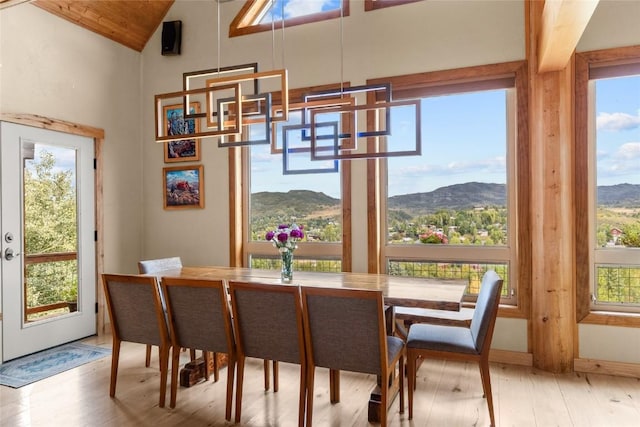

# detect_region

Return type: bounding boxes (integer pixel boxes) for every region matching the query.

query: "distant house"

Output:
[611,227,623,244]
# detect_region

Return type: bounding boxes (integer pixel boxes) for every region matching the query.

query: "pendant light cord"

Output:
[217,0,221,76]
[340,1,344,97]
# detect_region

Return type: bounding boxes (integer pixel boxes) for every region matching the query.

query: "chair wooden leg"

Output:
[109,339,121,397]
[398,354,405,414]
[189,348,196,361]
[273,360,279,392]
[305,366,316,427]
[145,344,152,367]
[479,359,496,427]
[381,367,388,427]
[297,364,306,427]
[225,354,236,421]
[158,344,170,408]
[235,357,246,423]
[263,359,270,390]
[329,369,340,403]
[170,345,181,408]
[213,351,220,382]
[203,351,210,381]
[407,350,415,420]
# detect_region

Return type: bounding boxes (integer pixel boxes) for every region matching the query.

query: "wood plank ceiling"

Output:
[18,0,175,52]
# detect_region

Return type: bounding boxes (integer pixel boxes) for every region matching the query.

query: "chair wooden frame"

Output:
[102,274,171,407]
[228,281,307,427]
[301,286,405,427]
[406,270,503,426]
[160,277,236,419]
[137,257,191,368]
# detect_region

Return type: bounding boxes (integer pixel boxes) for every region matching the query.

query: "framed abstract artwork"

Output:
[163,102,201,162]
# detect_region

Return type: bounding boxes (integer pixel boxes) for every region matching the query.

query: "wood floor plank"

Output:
[527,368,574,426]
[2,336,640,426]
[494,363,538,426]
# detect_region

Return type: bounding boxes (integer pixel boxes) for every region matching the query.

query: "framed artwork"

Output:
[163,165,204,210]
[163,102,201,163]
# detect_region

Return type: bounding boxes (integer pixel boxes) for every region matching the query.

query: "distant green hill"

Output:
[251,182,640,217]
[597,183,640,207]
[251,190,340,217]
[389,182,506,214]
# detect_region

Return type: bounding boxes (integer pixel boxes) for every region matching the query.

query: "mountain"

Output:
[251,183,640,217]
[389,182,506,214]
[597,183,640,207]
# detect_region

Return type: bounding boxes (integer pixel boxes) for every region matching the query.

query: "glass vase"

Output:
[280,250,294,283]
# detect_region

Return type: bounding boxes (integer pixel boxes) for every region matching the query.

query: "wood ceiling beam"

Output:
[0,0,33,10]
[31,0,173,52]
[538,0,600,73]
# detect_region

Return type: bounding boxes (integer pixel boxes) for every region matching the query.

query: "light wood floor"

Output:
[1,335,639,426]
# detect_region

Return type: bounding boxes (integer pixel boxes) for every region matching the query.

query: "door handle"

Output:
[4,248,20,261]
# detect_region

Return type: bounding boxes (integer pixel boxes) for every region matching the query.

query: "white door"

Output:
[0,122,96,362]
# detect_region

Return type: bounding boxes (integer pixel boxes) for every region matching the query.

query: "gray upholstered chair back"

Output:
[470,270,504,352]
[138,257,183,274]
[103,274,166,346]
[302,287,385,375]
[229,281,304,365]
[161,278,234,354]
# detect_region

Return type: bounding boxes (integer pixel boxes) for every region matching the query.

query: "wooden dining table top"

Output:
[153,266,466,311]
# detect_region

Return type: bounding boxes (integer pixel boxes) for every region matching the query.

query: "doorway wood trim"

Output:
[0,113,106,336]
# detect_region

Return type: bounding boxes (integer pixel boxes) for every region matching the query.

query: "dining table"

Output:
[148,265,467,422]
[154,265,466,311]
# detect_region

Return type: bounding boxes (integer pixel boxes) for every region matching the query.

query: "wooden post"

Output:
[527,1,576,373]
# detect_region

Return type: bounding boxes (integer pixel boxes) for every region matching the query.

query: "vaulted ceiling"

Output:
[1,0,174,52]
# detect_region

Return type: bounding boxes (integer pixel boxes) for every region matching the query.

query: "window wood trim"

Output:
[580,312,640,328]
[575,45,640,323]
[366,61,530,319]
[229,0,350,38]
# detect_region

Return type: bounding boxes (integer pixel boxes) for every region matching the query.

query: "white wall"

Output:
[0,3,144,274]
[578,0,640,52]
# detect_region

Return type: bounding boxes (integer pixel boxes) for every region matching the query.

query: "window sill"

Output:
[581,312,640,328]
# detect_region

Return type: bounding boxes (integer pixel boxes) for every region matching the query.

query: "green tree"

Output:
[621,222,640,247]
[23,150,78,310]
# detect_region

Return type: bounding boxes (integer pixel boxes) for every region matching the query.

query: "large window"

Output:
[242,87,350,272]
[582,56,640,314]
[370,62,529,310]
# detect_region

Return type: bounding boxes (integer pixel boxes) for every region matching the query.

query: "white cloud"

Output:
[284,0,330,18]
[596,111,640,131]
[614,142,640,160]
[598,142,640,178]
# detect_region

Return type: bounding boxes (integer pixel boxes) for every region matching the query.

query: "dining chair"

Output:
[138,256,183,275]
[160,277,236,419]
[301,286,405,427]
[406,270,503,426]
[137,257,197,369]
[228,281,307,427]
[102,273,171,407]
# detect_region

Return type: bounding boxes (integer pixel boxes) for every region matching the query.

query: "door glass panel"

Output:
[23,143,79,322]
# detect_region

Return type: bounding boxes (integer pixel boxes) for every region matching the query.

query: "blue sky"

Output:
[259,0,342,23]
[250,1,639,198]
[251,74,639,198]
[250,89,509,198]
[595,75,640,187]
